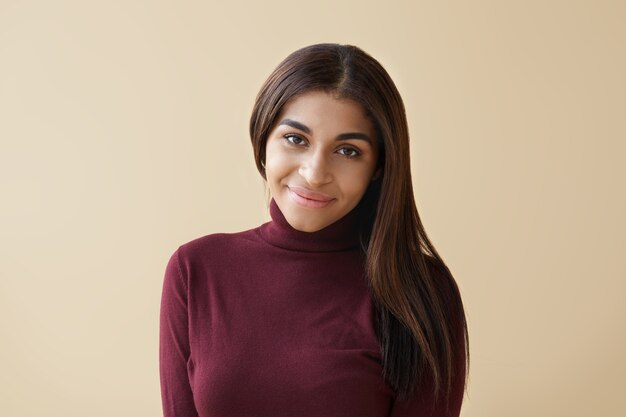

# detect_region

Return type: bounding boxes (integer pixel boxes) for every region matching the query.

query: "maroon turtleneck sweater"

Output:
[159,199,465,417]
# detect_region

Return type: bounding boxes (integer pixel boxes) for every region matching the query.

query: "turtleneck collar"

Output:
[258,198,362,252]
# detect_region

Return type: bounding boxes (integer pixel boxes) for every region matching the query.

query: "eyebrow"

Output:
[278,118,372,144]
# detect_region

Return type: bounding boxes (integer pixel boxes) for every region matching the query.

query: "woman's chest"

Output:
[185,259,394,416]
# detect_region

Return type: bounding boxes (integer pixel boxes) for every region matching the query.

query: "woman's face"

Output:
[265,90,380,232]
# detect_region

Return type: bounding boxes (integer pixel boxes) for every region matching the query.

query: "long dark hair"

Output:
[249,43,469,407]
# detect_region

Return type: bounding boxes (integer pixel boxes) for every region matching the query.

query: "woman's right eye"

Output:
[284,134,306,146]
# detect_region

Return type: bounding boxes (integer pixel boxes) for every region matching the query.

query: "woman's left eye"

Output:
[284,134,306,145]
[337,147,361,158]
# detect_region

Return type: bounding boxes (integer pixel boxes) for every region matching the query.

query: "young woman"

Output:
[160,43,469,417]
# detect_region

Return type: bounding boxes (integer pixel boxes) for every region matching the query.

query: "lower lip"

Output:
[287,187,334,208]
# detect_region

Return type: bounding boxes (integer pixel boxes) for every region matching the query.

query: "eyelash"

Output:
[282,134,362,159]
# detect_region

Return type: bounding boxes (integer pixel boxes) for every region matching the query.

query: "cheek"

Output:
[264,140,293,181]
[339,165,375,197]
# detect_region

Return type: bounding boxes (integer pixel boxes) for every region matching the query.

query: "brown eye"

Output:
[284,134,306,146]
[337,147,361,158]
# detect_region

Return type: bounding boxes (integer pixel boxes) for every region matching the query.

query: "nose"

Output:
[298,151,332,187]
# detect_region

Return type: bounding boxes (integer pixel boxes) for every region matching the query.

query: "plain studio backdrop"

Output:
[1,1,624,416]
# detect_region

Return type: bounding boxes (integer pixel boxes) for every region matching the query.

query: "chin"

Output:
[277,195,342,232]
[286,216,324,233]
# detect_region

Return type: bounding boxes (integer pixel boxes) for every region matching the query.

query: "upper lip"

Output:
[288,186,335,202]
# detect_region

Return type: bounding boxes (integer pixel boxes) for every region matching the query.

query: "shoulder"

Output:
[168,224,267,274]
[180,226,261,255]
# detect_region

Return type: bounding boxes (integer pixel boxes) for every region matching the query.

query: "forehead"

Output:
[275,90,374,133]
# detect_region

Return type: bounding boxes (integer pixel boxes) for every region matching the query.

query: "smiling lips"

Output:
[287,186,335,208]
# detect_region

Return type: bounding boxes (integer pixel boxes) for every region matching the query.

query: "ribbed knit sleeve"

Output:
[159,248,200,417]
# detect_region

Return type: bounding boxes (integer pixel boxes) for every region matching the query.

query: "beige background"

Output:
[1,1,624,416]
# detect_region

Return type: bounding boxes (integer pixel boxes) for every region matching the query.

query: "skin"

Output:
[264,90,381,232]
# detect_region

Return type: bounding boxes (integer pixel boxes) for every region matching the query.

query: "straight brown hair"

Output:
[249,43,469,409]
